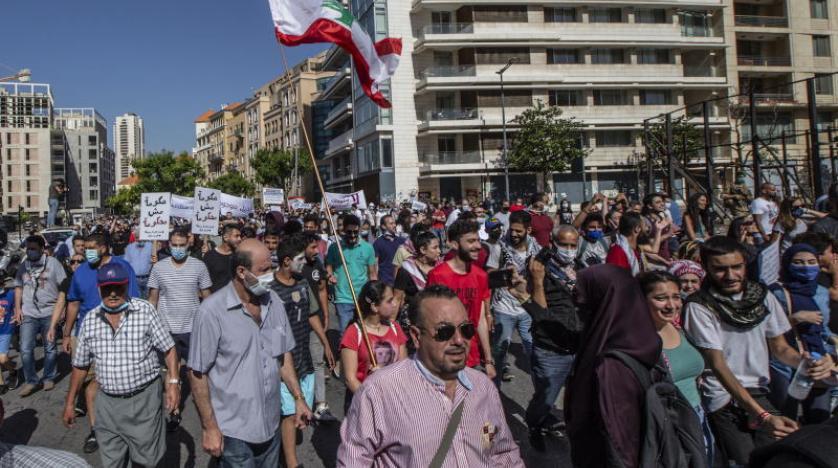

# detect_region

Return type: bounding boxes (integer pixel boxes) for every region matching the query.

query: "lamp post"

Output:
[497,58,517,201]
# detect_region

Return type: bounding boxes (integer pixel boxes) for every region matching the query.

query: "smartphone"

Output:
[488,269,514,289]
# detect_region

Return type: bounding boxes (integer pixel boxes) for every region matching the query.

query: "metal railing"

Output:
[419,65,477,79]
[737,55,792,67]
[420,151,483,165]
[417,23,474,38]
[422,108,480,121]
[325,96,352,124]
[734,15,789,27]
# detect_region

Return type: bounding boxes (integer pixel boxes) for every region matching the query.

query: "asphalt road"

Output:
[0,318,570,467]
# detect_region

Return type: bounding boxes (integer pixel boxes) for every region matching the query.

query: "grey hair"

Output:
[230,249,253,276]
[552,223,579,240]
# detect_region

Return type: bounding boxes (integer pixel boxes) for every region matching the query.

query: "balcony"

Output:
[420,151,483,165]
[324,96,353,129]
[415,23,474,40]
[325,128,353,157]
[418,65,476,79]
[208,153,223,163]
[319,67,351,100]
[737,55,791,67]
[734,15,788,27]
[422,108,479,121]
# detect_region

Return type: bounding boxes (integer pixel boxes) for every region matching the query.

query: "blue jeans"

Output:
[47,198,59,227]
[219,433,280,468]
[20,315,57,385]
[492,312,532,385]
[525,347,574,429]
[136,275,149,300]
[694,404,715,468]
[336,303,358,332]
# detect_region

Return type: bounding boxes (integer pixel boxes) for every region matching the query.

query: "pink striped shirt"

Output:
[337,358,524,467]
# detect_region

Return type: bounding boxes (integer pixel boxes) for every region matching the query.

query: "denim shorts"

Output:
[280,372,315,416]
[0,333,10,354]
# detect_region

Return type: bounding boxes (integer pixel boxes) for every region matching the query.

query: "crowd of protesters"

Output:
[0,180,836,467]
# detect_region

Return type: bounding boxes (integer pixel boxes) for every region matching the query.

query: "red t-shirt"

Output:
[509,204,525,213]
[340,322,407,383]
[426,261,490,367]
[529,212,555,247]
[605,244,640,271]
[432,209,446,230]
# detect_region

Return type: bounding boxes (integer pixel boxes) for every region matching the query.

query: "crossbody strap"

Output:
[429,400,466,468]
[779,286,807,354]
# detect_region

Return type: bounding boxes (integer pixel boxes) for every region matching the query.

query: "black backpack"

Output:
[605,350,708,468]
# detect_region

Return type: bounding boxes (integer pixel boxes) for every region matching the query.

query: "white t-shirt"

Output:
[750,197,779,234]
[684,292,790,412]
[773,219,807,254]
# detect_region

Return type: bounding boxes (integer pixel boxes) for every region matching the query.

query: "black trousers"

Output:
[707,388,777,466]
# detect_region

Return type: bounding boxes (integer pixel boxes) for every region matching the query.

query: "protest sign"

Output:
[411,199,428,212]
[758,239,781,286]
[219,193,254,218]
[170,194,194,219]
[140,193,171,241]
[192,187,221,235]
[324,190,367,212]
[288,197,306,210]
[262,187,285,205]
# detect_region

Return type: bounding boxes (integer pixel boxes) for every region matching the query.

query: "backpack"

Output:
[605,350,708,468]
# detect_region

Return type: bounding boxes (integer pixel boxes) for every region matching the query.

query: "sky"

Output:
[1,0,326,154]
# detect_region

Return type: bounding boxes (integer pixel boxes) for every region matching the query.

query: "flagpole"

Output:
[278,44,378,367]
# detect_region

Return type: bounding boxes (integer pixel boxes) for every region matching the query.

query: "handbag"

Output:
[429,400,465,468]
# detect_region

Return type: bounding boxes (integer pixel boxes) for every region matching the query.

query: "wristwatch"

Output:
[166,378,181,386]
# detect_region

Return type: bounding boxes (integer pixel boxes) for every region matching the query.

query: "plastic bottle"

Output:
[787,352,821,400]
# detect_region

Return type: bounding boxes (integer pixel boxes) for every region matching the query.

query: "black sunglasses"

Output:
[70,260,84,265]
[423,322,476,342]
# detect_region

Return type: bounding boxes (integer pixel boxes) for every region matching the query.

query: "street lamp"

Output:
[497,58,517,201]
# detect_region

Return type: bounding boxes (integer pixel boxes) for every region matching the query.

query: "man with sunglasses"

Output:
[326,215,378,331]
[338,285,524,466]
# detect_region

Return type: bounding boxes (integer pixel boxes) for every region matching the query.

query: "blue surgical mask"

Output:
[101,301,129,314]
[85,249,101,264]
[586,229,604,241]
[170,246,188,261]
[789,264,820,282]
[26,249,42,263]
[792,207,805,218]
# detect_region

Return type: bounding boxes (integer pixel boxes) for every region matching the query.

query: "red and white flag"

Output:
[268,0,401,108]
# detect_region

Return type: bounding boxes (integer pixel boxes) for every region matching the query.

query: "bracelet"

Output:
[293,393,303,401]
[166,378,181,385]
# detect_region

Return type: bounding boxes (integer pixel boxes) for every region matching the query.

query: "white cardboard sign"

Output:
[140,193,171,241]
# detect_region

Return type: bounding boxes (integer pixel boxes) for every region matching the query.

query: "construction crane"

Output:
[0,69,31,83]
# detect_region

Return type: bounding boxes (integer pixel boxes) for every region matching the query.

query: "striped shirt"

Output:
[148,256,212,334]
[338,358,524,467]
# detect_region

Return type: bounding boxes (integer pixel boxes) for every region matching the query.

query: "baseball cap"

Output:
[97,262,130,287]
[485,217,503,230]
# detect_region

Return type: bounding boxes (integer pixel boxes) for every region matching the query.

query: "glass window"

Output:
[815,74,834,95]
[589,8,623,23]
[547,49,581,64]
[813,35,831,57]
[637,49,672,64]
[382,139,393,167]
[595,131,633,146]
[473,6,528,22]
[635,9,667,24]
[680,11,711,37]
[89,149,97,158]
[89,190,98,200]
[591,49,626,64]
[549,90,584,106]
[545,7,578,22]
[593,90,629,105]
[640,90,673,105]
[811,0,829,19]
[88,135,97,146]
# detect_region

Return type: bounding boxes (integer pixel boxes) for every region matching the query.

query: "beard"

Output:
[457,246,476,263]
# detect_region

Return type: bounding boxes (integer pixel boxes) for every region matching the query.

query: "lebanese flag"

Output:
[268,0,401,108]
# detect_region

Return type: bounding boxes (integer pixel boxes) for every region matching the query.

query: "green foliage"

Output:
[507,101,589,180]
[648,117,703,168]
[104,151,205,213]
[207,172,256,197]
[251,147,312,194]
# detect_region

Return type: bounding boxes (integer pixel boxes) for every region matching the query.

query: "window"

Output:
[589,8,622,23]
[545,7,578,22]
[24,133,30,145]
[811,0,829,19]
[26,196,31,208]
[88,135,97,146]
[6,181,10,193]
[473,6,528,22]
[813,35,831,57]
[637,49,672,64]
[635,9,667,24]
[594,90,629,105]
[547,49,581,64]
[595,131,633,147]
[741,112,794,141]
[89,163,97,172]
[24,149,30,160]
[89,149,97,158]
[640,90,673,105]
[382,139,393,167]
[25,180,30,192]
[549,90,584,106]
[815,74,834,95]
[89,190,98,200]
[25,165,30,176]
[591,49,626,64]
[5,166,9,177]
[90,176,98,186]
[475,47,531,65]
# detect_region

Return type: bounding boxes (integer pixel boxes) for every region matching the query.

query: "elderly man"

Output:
[338,285,524,467]
[62,262,180,468]
[188,239,312,468]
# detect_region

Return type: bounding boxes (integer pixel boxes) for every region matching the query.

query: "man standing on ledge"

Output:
[338,285,523,466]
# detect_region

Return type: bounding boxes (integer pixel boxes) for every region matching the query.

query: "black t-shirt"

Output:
[298,259,327,311]
[818,272,838,334]
[203,249,233,293]
[110,231,130,256]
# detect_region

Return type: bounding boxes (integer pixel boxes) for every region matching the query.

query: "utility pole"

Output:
[497,58,517,201]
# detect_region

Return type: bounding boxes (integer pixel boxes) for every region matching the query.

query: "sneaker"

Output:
[313,404,339,423]
[83,431,98,454]
[529,428,546,452]
[18,383,37,397]
[166,412,182,433]
[74,406,87,418]
[42,380,55,391]
[502,371,514,382]
[6,370,19,390]
[0,384,7,396]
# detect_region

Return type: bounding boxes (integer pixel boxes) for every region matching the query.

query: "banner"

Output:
[288,197,306,211]
[140,193,171,241]
[262,187,285,205]
[411,199,428,212]
[758,239,781,286]
[192,187,221,235]
[324,190,367,212]
[170,194,194,219]
[219,193,254,218]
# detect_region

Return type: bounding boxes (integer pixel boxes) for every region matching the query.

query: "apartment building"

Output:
[193,103,239,180]
[113,112,145,180]
[0,81,60,215]
[53,108,116,214]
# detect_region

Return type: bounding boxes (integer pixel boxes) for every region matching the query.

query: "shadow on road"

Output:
[0,408,38,444]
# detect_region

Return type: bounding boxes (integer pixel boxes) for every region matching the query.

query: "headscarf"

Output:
[668,260,706,281]
[781,243,824,354]
[566,265,662,468]
[614,234,641,276]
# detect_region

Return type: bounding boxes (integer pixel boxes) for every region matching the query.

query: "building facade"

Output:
[53,108,116,214]
[113,112,145,180]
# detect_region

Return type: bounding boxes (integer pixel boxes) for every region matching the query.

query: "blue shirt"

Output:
[67,256,140,334]
[0,289,14,335]
[123,241,153,277]
[373,233,404,286]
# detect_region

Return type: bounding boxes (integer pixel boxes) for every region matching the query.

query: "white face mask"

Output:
[290,254,306,274]
[556,247,578,265]
[246,270,273,296]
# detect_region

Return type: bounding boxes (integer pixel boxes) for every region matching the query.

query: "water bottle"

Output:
[787,352,821,400]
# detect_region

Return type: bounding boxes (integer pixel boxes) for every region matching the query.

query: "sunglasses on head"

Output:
[423,322,476,342]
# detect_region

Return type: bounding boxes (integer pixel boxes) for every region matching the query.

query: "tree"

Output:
[105,151,205,210]
[506,101,589,190]
[207,172,256,197]
[648,116,703,169]
[251,147,312,196]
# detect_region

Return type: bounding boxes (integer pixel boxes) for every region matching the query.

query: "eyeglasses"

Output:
[70,260,83,265]
[422,322,476,342]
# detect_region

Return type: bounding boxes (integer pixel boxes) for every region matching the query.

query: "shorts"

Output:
[0,333,11,354]
[171,333,191,363]
[70,336,96,380]
[280,372,315,416]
